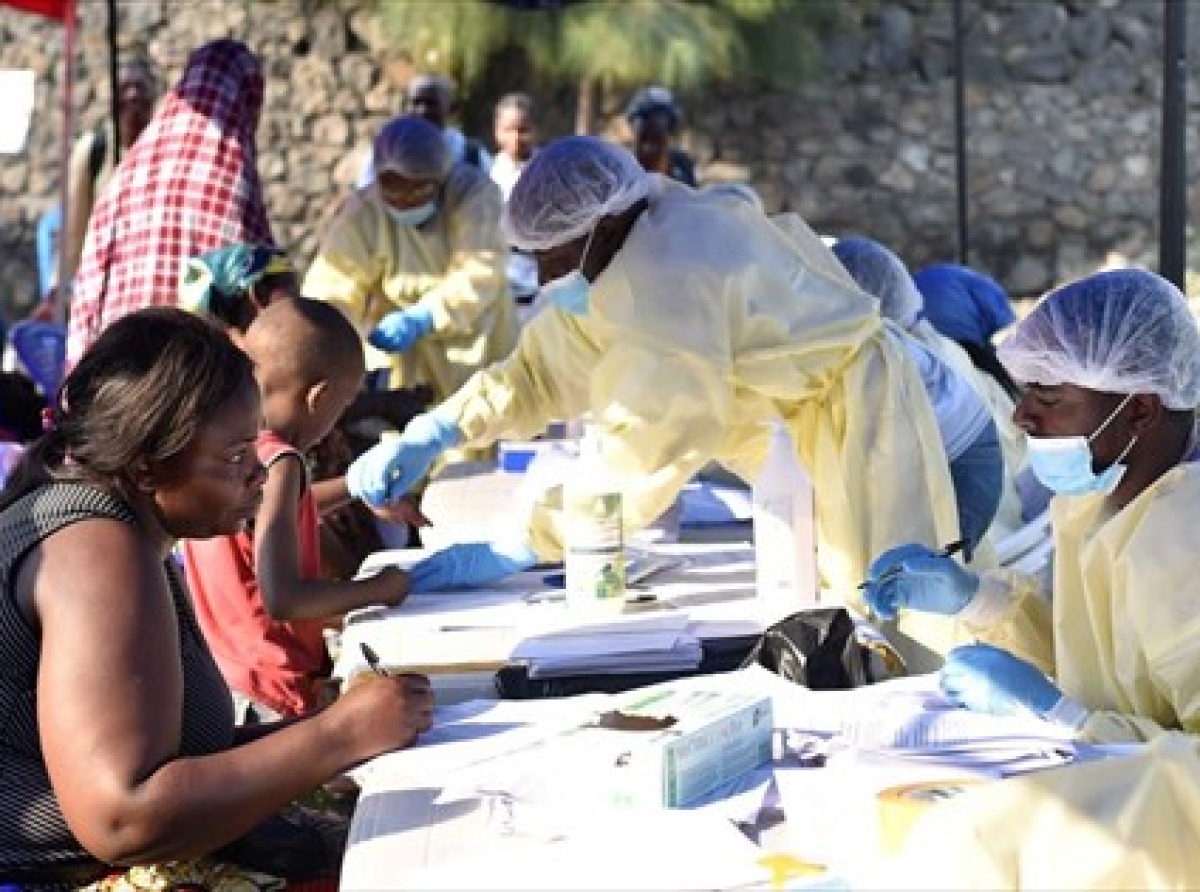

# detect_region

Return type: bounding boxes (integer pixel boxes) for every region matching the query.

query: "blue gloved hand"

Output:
[346,412,462,507]
[939,643,1063,718]
[367,305,435,353]
[409,540,539,592]
[863,543,980,620]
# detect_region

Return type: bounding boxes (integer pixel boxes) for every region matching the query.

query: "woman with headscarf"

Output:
[68,39,272,368]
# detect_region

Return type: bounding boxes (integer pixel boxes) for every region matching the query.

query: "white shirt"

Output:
[489,152,529,202]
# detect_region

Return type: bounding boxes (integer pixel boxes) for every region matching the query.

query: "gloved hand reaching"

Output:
[367,305,435,353]
[409,540,539,592]
[862,543,980,620]
[939,643,1072,721]
[346,411,462,507]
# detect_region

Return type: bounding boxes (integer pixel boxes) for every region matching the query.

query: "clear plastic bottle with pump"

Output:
[563,422,626,610]
[752,420,818,620]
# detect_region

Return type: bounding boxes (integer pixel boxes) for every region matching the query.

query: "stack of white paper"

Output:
[512,610,702,678]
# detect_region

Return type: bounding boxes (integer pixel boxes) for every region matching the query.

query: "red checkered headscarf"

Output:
[68,39,273,367]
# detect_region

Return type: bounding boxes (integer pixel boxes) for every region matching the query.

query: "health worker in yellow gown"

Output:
[346,137,981,670]
[864,268,1200,743]
[303,114,516,466]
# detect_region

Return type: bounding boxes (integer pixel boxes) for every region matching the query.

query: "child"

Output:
[181,297,410,720]
[182,242,433,572]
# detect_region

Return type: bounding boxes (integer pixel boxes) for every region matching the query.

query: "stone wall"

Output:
[0,0,1195,319]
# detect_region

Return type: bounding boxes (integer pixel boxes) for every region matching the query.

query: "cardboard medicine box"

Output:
[596,687,774,808]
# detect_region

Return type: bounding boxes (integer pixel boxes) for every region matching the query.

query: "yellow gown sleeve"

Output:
[438,311,581,447]
[419,176,507,336]
[964,569,1056,674]
[1076,549,1200,745]
[302,197,382,325]
[439,311,725,560]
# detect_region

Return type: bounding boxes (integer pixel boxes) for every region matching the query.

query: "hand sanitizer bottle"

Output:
[563,423,626,611]
[753,421,818,620]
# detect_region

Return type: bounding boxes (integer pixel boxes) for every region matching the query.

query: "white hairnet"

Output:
[999,268,1200,409]
[373,115,451,181]
[831,235,924,329]
[503,136,651,251]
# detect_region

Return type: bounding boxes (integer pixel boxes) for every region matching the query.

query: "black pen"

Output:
[360,642,391,678]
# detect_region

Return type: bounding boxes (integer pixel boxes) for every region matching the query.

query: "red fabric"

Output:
[181,431,330,717]
[1,0,69,19]
[68,39,272,367]
[286,880,338,892]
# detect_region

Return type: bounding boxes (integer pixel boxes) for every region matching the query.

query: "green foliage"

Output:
[376,0,856,94]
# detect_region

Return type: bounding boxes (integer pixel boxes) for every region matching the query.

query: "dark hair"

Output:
[277,295,365,381]
[625,87,681,132]
[495,92,534,118]
[0,308,255,510]
[0,372,46,443]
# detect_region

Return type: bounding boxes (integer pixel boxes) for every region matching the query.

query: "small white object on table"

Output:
[341,666,1126,891]
[335,541,768,697]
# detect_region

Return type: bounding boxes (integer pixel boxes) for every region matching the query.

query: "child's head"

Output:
[242,297,365,452]
[180,244,298,338]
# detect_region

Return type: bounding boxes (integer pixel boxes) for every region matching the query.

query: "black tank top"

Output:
[0,483,235,876]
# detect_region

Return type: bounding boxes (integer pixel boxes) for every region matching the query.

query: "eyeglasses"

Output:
[378,175,439,209]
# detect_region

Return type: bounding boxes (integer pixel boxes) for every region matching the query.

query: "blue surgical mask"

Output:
[1026,393,1138,496]
[537,227,597,316]
[386,201,437,228]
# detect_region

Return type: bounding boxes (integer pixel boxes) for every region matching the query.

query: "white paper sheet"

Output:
[0,70,35,154]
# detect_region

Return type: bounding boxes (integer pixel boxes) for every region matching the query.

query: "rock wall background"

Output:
[1,0,1196,318]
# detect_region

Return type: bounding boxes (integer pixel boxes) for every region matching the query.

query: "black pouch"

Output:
[740,606,906,690]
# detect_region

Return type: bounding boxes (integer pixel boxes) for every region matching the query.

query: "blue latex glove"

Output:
[409,540,538,592]
[863,543,980,620]
[346,412,462,507]
[367,305,435,353]
[939,643,1064,718]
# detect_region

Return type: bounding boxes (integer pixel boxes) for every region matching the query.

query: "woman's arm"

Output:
[31,516,428,865]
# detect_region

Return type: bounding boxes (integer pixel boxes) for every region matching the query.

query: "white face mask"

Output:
[1026,393,1138,496]
[535,226,597,316]
[386,201,437,228]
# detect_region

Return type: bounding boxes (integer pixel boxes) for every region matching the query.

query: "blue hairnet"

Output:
[373,115,451,181]
[998,268,1200,409]
[503,136,651,251]
[831,236,924,329]
[912,263,1016,345]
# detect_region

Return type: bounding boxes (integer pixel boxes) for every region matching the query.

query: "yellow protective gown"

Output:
[885,732,1200,889]
[439,181,971,671]
[911,319,1028,539]
[968,458,1200,743]
[303,162,517,414]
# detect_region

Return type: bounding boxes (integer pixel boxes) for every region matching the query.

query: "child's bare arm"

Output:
[256,454,408,620]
